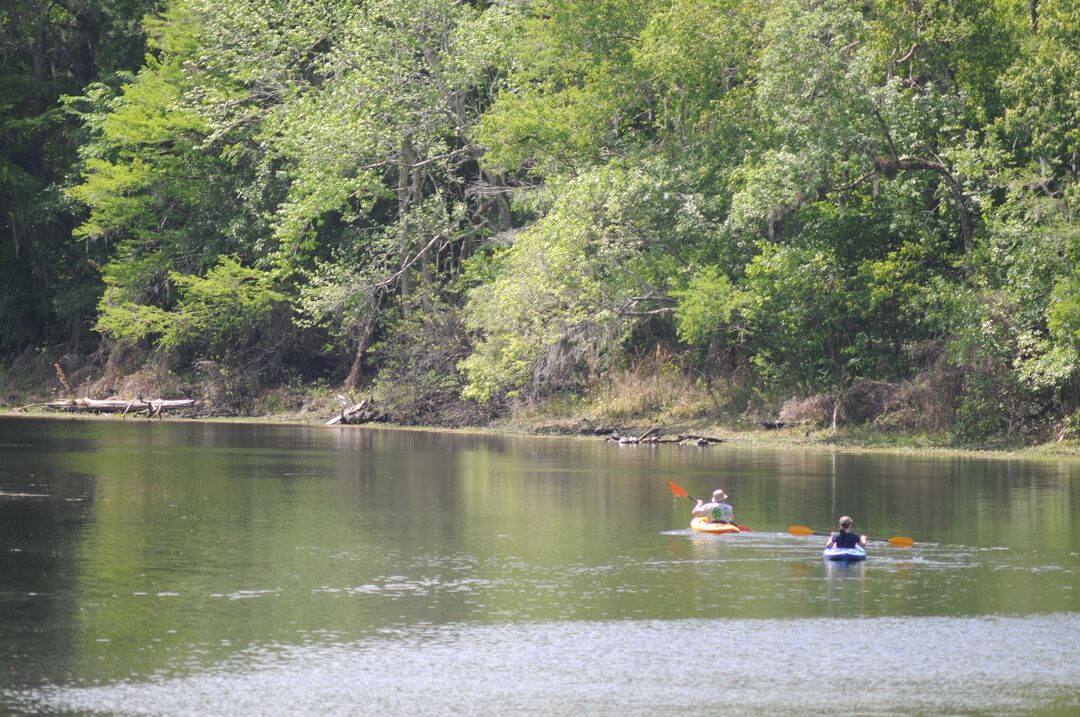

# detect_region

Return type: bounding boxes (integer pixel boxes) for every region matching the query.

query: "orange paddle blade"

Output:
[788,525,815,536]
[888,536,914,548]
[669,481,689,499]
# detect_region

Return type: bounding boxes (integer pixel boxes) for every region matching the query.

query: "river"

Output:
[1,417,1077,715]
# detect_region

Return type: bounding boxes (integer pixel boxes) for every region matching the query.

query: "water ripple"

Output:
[7,614,1079,716]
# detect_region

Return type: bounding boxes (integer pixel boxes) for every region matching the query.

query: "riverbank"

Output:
[8,402,1080,461]
[6,342,1075,459]
[490,415,1080,460]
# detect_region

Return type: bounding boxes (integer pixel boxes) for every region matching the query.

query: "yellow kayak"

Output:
[690,517,751,534]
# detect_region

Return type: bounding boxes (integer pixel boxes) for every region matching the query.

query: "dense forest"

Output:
[1,0,1078,443]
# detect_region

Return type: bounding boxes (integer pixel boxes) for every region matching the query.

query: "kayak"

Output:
[822,545,867,561]
[690,517,749,534]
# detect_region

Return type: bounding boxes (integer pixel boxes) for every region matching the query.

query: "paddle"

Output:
[669,481,751,531]
[788,524,914,548]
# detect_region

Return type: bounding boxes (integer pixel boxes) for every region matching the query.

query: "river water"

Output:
[0,416,1077,715]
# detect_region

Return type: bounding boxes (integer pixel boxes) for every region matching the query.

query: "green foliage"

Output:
[461,0,1077,438]
[743,243,856,394]
[476,0,656,175]
[0,0,157,355]
[672,266,744,348]
[1047,251,1080,360]
[262,0,505,257]
[97,256,285,357]
[460,162,704,403]
[65,0,274,330]
[94,299,171,345]
[3,0,1079,445]
[162,257,285,353]
[460,179,615,402]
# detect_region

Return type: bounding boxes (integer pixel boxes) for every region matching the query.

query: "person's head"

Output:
[712,489,728,502]
[839,515,853,531]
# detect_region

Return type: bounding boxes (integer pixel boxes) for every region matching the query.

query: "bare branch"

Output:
[372,233,447,293]
[896,43,919,64]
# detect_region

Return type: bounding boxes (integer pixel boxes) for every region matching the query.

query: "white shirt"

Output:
[693,500,734,523]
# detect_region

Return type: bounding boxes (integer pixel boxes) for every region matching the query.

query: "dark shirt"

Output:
[831,530,861,549]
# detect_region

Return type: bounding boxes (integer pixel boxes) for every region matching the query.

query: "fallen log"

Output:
[603,426,723,445]
[676,434,725,445]
[45,397,196,418]
[327,396,384,425]
[637,426,662,442]
[606,428,723,446]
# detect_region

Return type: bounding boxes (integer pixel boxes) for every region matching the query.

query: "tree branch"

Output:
[896,43,919,64]
[373,233,447,293]
[876,156,974,273]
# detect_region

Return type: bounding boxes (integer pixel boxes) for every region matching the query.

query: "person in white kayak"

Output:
[825,515,867,549]
[692,488,735,524]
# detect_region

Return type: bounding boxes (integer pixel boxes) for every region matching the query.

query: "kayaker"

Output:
[692,489,734,524]
[825,516,867,549]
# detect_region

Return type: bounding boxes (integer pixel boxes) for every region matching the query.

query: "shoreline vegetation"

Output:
[7,384,1080,461]
[4,1,1079,461]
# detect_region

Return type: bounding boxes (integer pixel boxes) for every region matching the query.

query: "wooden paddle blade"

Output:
[788,525,814,536]
[888,536,914,548]
[668,481,689,499]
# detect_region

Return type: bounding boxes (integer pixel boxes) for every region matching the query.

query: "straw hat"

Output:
[712,489,728,502]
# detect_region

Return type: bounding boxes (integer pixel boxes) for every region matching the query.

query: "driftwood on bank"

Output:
[604,425,723,446]
[44,397,196,418]
[327,395,385,425]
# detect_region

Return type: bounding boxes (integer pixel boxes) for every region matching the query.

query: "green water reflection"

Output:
[1,417,1078,697]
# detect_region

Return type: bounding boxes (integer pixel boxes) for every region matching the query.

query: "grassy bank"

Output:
[490,412,1080,460]
[9,402,1080,460]
[12,403,1080,462]
[6,361,1080,460]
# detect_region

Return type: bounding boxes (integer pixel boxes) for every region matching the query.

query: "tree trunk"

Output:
[397,136,414,302]
[74,10,99,87]
[32,13,50,114]
[343,307,378,391]
[482,169,513,234]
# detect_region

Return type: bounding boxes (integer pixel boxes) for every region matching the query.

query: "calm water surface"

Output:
[0,417,1078,715]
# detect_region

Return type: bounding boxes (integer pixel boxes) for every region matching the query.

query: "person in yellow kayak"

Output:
[825,515,867,549]
[692,488,735,524]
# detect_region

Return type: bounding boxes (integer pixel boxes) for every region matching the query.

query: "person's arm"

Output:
[825,532,837,548]
[691,500,715,518]
[859,534,868,547]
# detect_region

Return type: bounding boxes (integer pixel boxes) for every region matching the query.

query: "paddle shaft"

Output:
[790,525,911,546]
